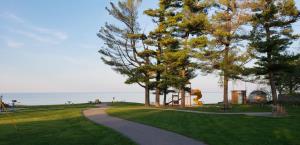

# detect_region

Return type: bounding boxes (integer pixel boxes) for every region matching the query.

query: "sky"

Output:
[0,0,299,93]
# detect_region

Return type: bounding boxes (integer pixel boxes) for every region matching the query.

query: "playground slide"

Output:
[191,89,203,106]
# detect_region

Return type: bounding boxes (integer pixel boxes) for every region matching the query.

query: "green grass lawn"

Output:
[111,102,272,113]
[0,104,136,145]
[163,104,272,113]
[107,102,300,145]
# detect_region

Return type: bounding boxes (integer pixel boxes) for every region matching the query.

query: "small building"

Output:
[231,90,247,104]
[248,90,268,104]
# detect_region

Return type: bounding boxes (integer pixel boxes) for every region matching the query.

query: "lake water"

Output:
[1,92,224,106]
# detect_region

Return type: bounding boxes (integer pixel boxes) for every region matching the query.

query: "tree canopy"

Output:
[98,0,300,107]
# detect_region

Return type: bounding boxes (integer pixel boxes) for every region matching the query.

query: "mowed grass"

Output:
[107,102,300,145]
[0,104,135,145]
[196,104,272,112]
[110,102,272,113]
[162,104,272,113]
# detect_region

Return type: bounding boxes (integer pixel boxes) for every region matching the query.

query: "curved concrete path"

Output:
[83,104,206,145]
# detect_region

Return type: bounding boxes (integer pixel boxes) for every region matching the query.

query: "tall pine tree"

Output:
[98,0,154,106]
[274,54,300,95]
[249,0,299,104]
[144,0,171,107]
[197,0,252,109]
[163,0,209,107]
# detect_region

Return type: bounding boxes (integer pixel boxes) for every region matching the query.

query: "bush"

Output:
[278,94,300,105]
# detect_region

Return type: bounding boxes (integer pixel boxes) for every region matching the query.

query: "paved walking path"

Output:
[83,104,206,145]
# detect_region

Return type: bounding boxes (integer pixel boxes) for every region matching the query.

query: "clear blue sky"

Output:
[0,0,299,93]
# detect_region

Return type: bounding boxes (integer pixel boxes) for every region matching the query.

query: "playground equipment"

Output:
[165,87,203,106]
[0,96,6,112]
[165,91,180,106]
[0,96,17,129]
[191,89,203,106]
[0,96,11,112]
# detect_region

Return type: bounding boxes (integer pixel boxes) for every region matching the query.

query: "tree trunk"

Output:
[155,44,162,107]
[223,75,229,109]
[181,70,186,108]
[265,26,277,105]
[180,88,185,107]
[278,86,283,96]
[288,77,293,94]
[223,45,229,110]
[163,89,167,106]
[269,72,278,105]
[155,87,160,107]
[145,86,150,107]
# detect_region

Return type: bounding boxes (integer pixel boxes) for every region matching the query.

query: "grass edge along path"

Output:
[107,102,300,145]
[0,103,136,145]
[83,104,206,145]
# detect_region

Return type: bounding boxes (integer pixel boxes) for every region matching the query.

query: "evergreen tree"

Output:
[144,0,170,107]
[98,0,154,106]
[249,0,299,104]
[163,0,210,107]
[196,0,252,109]
[144,0,185,106]
[274,54,300,95]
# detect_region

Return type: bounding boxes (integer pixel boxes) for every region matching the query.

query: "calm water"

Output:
[1,92,223,105]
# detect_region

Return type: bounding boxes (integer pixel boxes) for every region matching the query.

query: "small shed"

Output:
[248,90,268,103]
[231,90,247,104]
